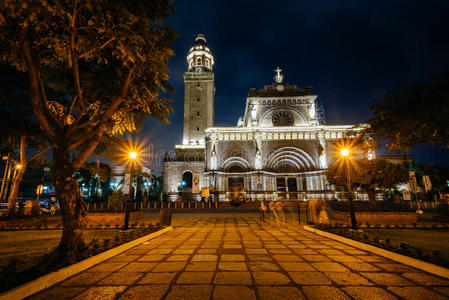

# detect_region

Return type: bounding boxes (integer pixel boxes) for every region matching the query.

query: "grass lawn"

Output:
[364,228,449,264]
[0,229,121,272]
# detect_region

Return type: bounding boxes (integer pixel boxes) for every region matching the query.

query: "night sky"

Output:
[140,0,449,174]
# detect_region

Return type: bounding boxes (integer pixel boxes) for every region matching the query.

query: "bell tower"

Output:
[183,33,215,145]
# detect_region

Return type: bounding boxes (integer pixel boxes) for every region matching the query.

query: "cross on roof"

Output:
[274,67,283,83]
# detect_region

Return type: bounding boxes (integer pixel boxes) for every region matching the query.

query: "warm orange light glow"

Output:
[129,151,137,159]
[16,164,22,169]
[340,148,350,157]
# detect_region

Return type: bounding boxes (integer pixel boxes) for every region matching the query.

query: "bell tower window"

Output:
[196,57,202,65]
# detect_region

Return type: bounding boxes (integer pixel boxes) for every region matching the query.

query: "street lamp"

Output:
[340,147,358,229]
[123,151,137,230]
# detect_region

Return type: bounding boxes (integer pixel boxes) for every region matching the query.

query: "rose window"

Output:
[272,111,294,126]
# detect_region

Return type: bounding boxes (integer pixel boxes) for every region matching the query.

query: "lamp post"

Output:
[123,151,137,230]
[340,148,358,229]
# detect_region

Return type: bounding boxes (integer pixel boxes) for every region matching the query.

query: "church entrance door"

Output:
[287,178,298,200]
[228,177,244,204]
[276,178,286,200]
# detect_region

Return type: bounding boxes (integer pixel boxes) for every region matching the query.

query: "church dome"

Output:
[187,33,214,72]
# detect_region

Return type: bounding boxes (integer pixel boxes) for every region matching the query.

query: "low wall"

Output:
[85,211,144,226]
[328,211,418,224]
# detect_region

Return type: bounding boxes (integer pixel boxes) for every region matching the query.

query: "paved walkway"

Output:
[30,214,449,300]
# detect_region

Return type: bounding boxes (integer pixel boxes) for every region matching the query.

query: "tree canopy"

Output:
[367,74,449,152]
[327,158,409,202]
[0,0,176,253]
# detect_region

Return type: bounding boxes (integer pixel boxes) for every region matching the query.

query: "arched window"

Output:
[228,165,244,173]
[182,171,193,188]
[196,57,202,65]
[205,59,210,68]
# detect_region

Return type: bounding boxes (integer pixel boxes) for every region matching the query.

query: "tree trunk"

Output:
[54,150,86,254]
[368,190,377,208]
[5,166,26,217]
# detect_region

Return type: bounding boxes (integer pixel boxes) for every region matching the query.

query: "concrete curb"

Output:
[0,226,173,300]
[304,225,449,279]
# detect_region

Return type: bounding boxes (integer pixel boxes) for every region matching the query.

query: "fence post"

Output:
[297,204,301,225]
[305,205,309,225]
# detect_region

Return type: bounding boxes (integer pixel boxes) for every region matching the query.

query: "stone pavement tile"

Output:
[324,272,374,285]
[214,271,252,285]
[357,255,388,262]
[287,244,306,249]
[247,255,272,261]
[308,244,331,249]
[177,272,214,284]
[272,254,302,262]
[311,262,350,272]
[223,244,242,249]
[329,255,364,263]
[344,249,368,255]
[334,245,356,250]
[109,254,141,262]
[288,271,332,285]
[119,285,169,300]
[343,286,398,300]
[138,255,166,262]
[191,254,218,261]
[220,254,245,261]
[343,262,381,272]
[268,248,293,254]
[360,272,414,286]
[61,272,111,286]
[388,286,448,300]
[375,263,416,273]
[97,271,143,285]
[434,287,449,297]
[293,249,318,255]
[30,287,85,300]
[148,249,172,254]
[219,262,248,271]
[198,249,217,254]
[278,261,315,271]
[126,249,148,255]
[248,261,279,271]
[73,286,127,300]
[401,272,449,286]
[166,254,190,261]
[252,271,291,285]
[302,254,331,262]
[213,286,256,300]
[87,262,127,273]
[173,249,195,255]
[138,272,177,284]
[264,244,287,249]
[120,262,157,272]
[186,262,217,271]
[165,285,212,300]
[258,286,305,300]
[152,262,187,272]
[319,249,345,255]
[246,248,268,254]
[301,286,350,300]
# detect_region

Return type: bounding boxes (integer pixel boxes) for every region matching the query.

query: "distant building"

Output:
[164,34,366,201]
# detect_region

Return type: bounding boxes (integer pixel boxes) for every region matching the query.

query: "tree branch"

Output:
[19,27,57,144]
[72,65,135,170]
[24,145,52,165]
[79,37,116,59]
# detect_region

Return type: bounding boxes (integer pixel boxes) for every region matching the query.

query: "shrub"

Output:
[108,190,126,212]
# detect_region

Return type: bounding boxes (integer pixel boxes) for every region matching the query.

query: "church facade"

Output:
[163,34,366,202]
